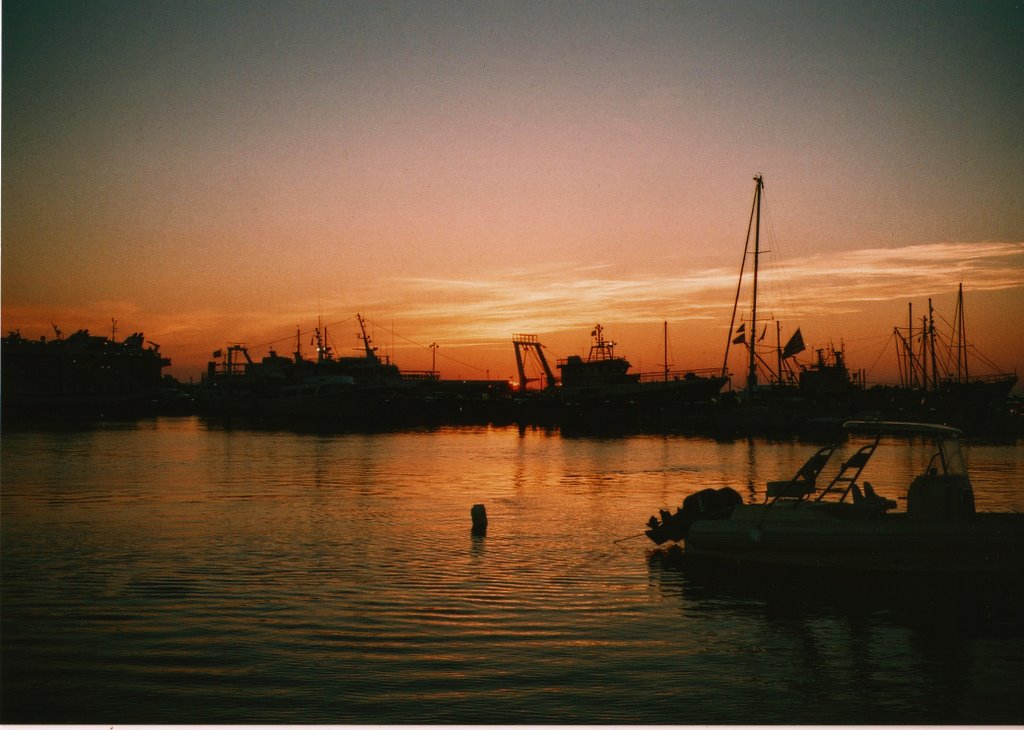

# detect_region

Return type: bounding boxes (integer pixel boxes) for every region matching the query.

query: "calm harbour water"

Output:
[2,416,1023,724]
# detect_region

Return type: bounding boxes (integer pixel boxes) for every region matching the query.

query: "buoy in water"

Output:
[471,503,488,534]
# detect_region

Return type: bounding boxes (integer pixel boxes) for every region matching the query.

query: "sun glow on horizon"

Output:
[4,241,1022,387]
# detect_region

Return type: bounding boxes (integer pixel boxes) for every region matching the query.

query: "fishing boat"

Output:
[645,420,1024,576]
[197,314,514,426]
[196,314,398,421]
[513,324,727,407]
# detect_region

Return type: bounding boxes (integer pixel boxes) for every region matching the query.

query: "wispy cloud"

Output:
[377,242,1024,345]
[6,242,1021,376]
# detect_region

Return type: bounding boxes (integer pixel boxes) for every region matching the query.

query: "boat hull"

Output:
[684,505,1024,575]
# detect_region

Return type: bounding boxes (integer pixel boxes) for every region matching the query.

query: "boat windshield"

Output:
[939,437,969,479]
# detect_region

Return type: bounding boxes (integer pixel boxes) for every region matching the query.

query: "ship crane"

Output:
[512,334,557,392]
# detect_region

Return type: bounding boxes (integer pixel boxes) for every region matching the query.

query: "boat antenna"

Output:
[356,313,380,363]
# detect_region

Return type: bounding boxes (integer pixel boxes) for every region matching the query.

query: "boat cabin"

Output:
[556,324,639,388]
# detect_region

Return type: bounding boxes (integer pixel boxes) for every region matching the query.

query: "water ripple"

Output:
[3,420,1022,724]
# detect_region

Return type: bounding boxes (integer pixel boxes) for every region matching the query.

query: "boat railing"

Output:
[401,370,440,381]
[938,371,1017,387]
[637,367,723,384]
[924,450,946,477]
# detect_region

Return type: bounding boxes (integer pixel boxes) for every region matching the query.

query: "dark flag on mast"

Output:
[781,328,806,359]
[732,323,746,345]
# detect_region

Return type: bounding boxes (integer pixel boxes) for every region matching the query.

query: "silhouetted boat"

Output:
[513,324,726,424]
[706,175,875,435]
[196,314,513,427]
[881,285,1018,431]
[797,343,861,396]
[645,420,1024,576]
[1,326,172,420]
[722,175,871,403]
[196,314,403,422]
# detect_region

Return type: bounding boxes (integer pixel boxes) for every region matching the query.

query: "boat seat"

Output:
[766,447,832,499]
[863,482,897,510]
[798,451,831,481]
[850,482,897,513]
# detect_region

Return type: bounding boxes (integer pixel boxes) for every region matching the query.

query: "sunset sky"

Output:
[3,0,1022,388]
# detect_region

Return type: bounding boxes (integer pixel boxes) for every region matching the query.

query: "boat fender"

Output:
[749,528,763,543]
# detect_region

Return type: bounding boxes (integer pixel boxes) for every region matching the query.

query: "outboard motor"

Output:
[646,486,742,545]
[683,487,742,520]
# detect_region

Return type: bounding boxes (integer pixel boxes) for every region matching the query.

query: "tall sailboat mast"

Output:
[721,174,766,392]
[907,302,915,388]
[748,174,763,392]
[663,320,669,383]
[928,298,938,391]
[954,283,969,383]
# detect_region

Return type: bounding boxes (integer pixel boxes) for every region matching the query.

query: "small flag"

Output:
[212,349,222,358]
[758,325,767,342]
[782,328,806,359]
[732,334,746,345]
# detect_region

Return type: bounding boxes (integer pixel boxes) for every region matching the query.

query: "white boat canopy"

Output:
[842,420,962,438]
